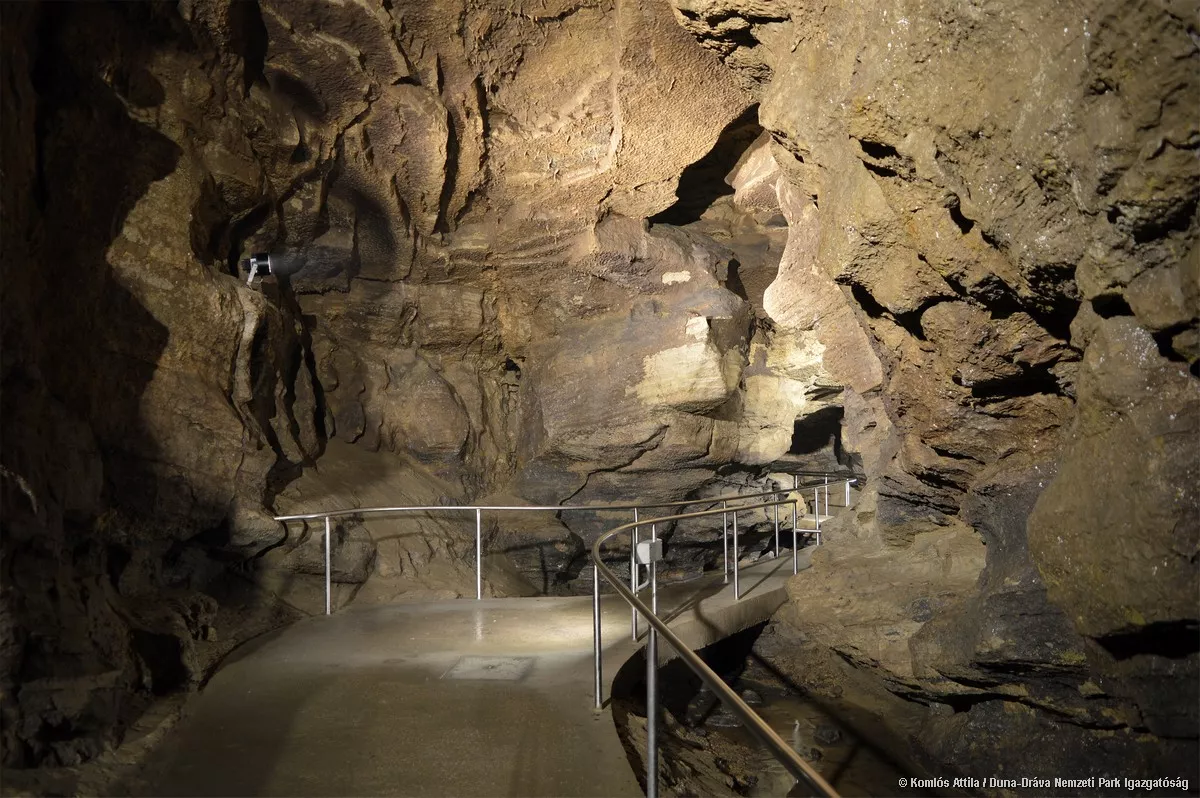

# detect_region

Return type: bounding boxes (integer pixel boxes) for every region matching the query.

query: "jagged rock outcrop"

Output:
[669,0,1199,783]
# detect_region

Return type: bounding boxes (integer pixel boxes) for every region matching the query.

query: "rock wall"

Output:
[2,0,1195,785]
[669,0,1199,782]
[0,3,316,767]
[0,0,832,772]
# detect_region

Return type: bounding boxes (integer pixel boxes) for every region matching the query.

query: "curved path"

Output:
[134,555,805,797]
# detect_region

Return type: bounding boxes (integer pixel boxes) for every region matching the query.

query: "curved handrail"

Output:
[271,478,849,522]
[270,471,856,794]
[591,499,841,798]
[272,472,857,614]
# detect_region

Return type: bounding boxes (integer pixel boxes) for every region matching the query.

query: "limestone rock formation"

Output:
[2,0,1196,787]
[670,0,1199,782]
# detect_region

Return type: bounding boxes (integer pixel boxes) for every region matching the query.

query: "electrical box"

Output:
[635,539,664,565]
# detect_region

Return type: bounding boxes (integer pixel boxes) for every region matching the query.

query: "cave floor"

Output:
[130,553,806,797]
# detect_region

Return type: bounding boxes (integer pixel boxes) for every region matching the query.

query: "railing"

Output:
[271,474,854,615]
[591,476,858,798]
[272,471,858,797]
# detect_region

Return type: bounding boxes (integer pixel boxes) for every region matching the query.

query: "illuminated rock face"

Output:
[669,0,1199,781]
[1,0,1196,783]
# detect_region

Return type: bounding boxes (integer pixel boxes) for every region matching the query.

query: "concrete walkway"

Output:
[133,554,805,797]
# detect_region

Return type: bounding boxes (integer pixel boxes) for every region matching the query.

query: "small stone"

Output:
[813,723,842,745]
[740,688,764,706]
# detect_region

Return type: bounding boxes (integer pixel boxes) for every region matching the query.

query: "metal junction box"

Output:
[635,539,664,565]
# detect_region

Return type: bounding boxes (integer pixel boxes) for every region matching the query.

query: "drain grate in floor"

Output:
[442,656,533,681]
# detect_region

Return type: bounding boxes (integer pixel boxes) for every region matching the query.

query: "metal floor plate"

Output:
[442,656,533,681]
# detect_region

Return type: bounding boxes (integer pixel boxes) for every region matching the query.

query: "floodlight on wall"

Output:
[244,251,305,285]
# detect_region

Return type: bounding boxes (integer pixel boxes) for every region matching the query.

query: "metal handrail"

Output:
[591,496,846,798]
[271,481,837,521]
[272,476,857,614]
[269,472,857,795]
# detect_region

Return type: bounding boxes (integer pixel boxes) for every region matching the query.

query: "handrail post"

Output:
[774,495,780,557]
[792,499,799,575]
[721,500,728,584]
[593,563,602,710]
[647,524,659,798]
[324,516,332,616]
[646,624,658,798]
[814,488,821,546]
[845,477,850,507]
[631,508,639,641]
[589,504,842,798]
[475,508,483,600]
[650,524,658,615]
[732,511,739,600]
[824,476,830,518]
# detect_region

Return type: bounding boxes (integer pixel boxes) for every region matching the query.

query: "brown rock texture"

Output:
[1,0,1196,786]
[670,0,1199,783]
[1,0,792,772]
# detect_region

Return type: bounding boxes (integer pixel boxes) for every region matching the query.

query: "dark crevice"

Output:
[725,257,748,300]
[848,281,888,319]
[230,0,268,94]
[947,200,975,234]
[947,270,1078,344]
[722,25,760,50]
[1092,293,1134,318]
[1029,295,1081,344]
[1152,323,1196,364]
[939,693,1001,714]
[858,139,907,180]
[859,139,900,160]
[188,175,226,267]
[893,308,928,340]
[930,445,983,463]
[649,104,762,226]
[863,161,898,179]
[913,467,969,492]
[435,104,461,235]
[131,631,187,696]
[106,545,130,589]
[960,365,1064,400]
[950,273,1022,319]
[789,406,844,455]
[299,315,329,449]
[1097,620,1200,661]
[847,281,938,340]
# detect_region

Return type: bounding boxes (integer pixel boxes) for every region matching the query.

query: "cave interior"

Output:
[0,0,1197,795]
